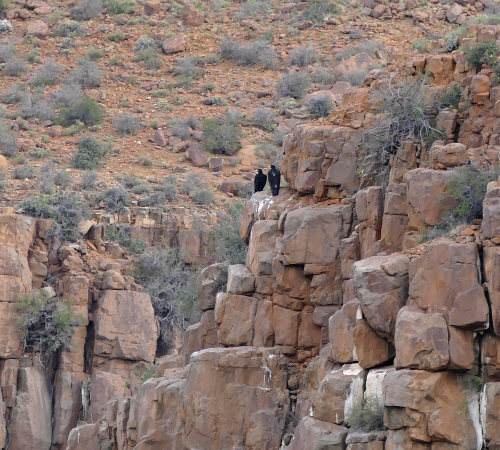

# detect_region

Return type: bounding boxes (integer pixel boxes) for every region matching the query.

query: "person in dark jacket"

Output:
[254,169,267,193]
[268,165,280,196]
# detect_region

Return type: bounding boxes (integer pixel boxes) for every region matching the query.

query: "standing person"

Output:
[254,169,267,193]
[268,165,280,196]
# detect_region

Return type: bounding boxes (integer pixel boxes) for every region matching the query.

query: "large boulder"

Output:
[406,168,454,229]
[227,264,255,294]
[134,371,186,449]
[329,301,361,363]
[9,368,52,450]
[383,369,480,448]
[353,254,410,339]
[66,423,99,450]
[281,205,352,266]
[409,240,488,329]
[284,417,348,450]
[394,306,449,371]
[483,181,500,239]
[93,290,157,362]
[161,34,185,54]
[183,347,289,449]
[182,310,218,364]
[312,364,365,425]
[246,220,279,276]
[214,293,258,346]
[196,263,227,311]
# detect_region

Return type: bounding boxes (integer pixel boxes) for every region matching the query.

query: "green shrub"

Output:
[157,181,177,201]
[19,192,92,241]
[181,173,203,195]
[3,58,27,76]
[82,170,98,189]
[300,0,340,24]
[445,165,496,226]
[132,246,200,352]
[238,0,271,17]
[73,133,106,169]
[0,0,9,16]
[16,290,84,355]
[250,107,276,130]
[0,119,18,157]
[29,60,63,86]
[58,95,104,126]
[20,94,55,121]
[0,43,14,63]
[98,185,129,216]
[1,83,26,104]
[170,115,200,139]
[105,0,136,15]
[192,188,214,205]
[71,0,103,20]
[202,115,242,155]
[137,155,153,166]
[54,170,71,188]
[133,37,162,69]
[107,31,127,42]
[54,21,86,37]
[13,165,35,179]
[439,84,463,110]
[346,396,385,432]
[305,93,334,117]
[235,182,253,198]
[277,72,310,99]
[69,60,103,88]
[112,113,141,134]
[208,201,247,264]
[465,41,499,71]
[220,39,275,69]
[342,70,368,86]
[52,83,83,108]
[290,45,319,67]
[105,224,147,255]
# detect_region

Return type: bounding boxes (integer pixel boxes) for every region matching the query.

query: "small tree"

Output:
[73,133,106,169]
[16,290,84,355]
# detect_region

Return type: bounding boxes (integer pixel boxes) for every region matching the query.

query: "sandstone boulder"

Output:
[430,142,467,169]
[185,143,207,167]
[93,290,157,362]
[161,34,185,54]
[152,129,167,147]
[183,347,289,449]
[383,369,479,448]
[281,205,352,265]
[483,183,500,239]
[196,263,227,311]
[312,364,365,424]
[66,423,99,450]
[9,368,52,450]
[446,3,463,23]
[26,19,48,37]
[182,4,204,26]
[90,371,125,421]
[394,306,449,371]
[353,319,391,369]
[182,310,218,364]
[285,417,348,450]
[246,220,279,276]
[329,301,360,363]
[214,293,258,346]
[354,253,410,339]
[406,168,454,229]
[409,240,487,328]
[227,264,255,294]
[135,373,186,449]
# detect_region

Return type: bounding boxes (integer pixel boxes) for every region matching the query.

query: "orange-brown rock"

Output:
[312,364,365,424]
[246,220,279,276]
[482,334,500,380]
[93,290,157,362]
[448,326,474,370]
[214,293,258,346]
[161,34,185,54]
[134,371,186,449]
[196,263,227,311]
[284,417,348,450]
[383,369,480,448]
[354,253,409,339]
[90,371,125,421]
[353,319,391,369]
[482,382,500,448]
[394,306,449,371]
[183,347,289,450]
[329,300,360,363]
[430,142,467,169]
[227,264,255,295]
[406,168,455,229]
[355,186,383,258]
[9,368,52,450]
[409,241,488,328]
[483,181,500,239]
[281,205,352,265]
[182,309,218,364]
[66,423,99,450]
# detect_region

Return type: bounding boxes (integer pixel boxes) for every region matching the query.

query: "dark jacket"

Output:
[254,171,267,192]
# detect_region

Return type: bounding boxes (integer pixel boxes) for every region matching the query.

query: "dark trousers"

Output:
[271,185,279,196]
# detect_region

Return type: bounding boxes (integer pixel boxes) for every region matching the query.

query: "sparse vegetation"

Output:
[290,45,319,67]
[0,119,18,157]
[16,290,84,355]
[208,201,247,264]
[202,114,243,155]
[82,171,98,189]
[98,185,130,217]
[73,133,106,169]
[220,39,276,69]
[3,58,27,76]
[105,224,147,255]
[71,0,103,20]
[105,0,136,15]
[29,60,63,86]
[13,165,35,179]
[113,113,141,134]
[465,41,499,71]
[250,107,277,131]
[277,72,310,99]
[19,192,92,241]
[54,21,86,37]
[238,0,271,18]
[58,95,104,126]
[305,94,334,117]
[132,246,200,352]
[346,396,385,432]
[68,60,103,88]
[299,0,340,24]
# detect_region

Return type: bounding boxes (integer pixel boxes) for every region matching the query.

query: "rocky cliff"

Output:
[0,19,497,450]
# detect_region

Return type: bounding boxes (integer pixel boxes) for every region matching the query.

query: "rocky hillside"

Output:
[0,0,499,448]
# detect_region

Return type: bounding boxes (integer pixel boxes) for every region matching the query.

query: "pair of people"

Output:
[254,165,280,196]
